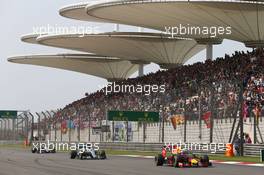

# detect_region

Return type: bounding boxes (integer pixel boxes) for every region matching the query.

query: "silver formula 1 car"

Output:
[70,145,106,160]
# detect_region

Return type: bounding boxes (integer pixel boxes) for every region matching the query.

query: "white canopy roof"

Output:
[59,2,108,22]
[8,54,138,81]
[35,32,205,67]
[84,0,264,46]
[21,34,40,44]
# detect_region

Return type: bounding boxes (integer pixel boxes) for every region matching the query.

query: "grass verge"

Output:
[0,144,27,149]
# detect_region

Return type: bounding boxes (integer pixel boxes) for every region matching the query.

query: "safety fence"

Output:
[0,111,31,141]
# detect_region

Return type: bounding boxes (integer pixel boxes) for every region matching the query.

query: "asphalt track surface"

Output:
[0,148,263,175]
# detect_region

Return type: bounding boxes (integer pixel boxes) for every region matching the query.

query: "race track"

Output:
[0,148,263,175]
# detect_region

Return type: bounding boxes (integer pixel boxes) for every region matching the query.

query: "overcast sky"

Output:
[0,0,252,113]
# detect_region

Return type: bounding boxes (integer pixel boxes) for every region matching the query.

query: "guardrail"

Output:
[99,142,163,151]
[244,144,264,157]
[100,143,263,156]
[0,140,23,145]
[30,141,225,154]
[99,142,226,154]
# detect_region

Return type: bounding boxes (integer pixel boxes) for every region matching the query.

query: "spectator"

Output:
[49,48,264,128]
[245,133,252,144]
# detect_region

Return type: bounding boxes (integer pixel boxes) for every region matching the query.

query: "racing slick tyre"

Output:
[174,158,179,167]
[168,156,175,166]
[200,155,209,167]
[31,148,37,153]
[100,150,107,159]
[209,162,212,167]
[155,154,164,166]
[87,152,94,159]
[70,151,77,159]
[175,155,186,167]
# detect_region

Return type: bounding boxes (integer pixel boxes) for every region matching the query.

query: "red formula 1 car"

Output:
[155,147,212,168]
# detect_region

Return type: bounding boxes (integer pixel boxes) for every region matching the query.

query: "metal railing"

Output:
[244,144,264,157]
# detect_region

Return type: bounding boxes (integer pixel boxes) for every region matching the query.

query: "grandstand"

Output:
[45,49,264,144]
[6,1,264,157]
[8,48,264,144]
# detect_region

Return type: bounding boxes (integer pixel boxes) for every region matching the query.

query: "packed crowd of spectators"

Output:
[52,48,264,127]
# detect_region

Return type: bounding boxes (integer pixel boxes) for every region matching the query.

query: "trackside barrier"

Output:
[99,142,163,151]
[98,142,226,154]
[99,143,264,156]
[244,144,264,157]
[30,141,225,154]
[0,140,23,145]
[28,142,264,157]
